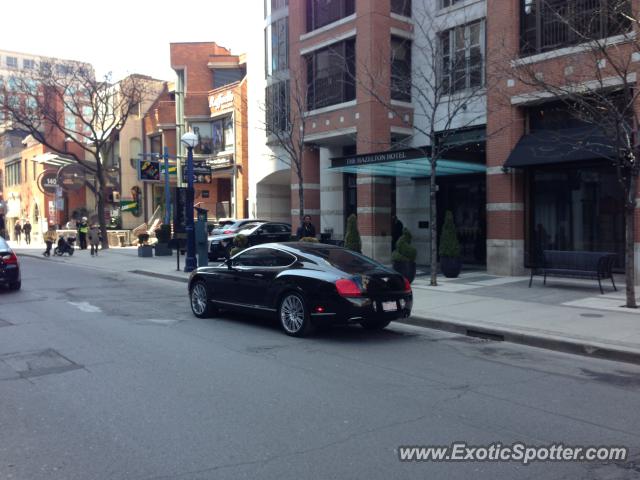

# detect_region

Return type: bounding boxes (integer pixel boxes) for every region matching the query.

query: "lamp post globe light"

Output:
[181,131,198,273]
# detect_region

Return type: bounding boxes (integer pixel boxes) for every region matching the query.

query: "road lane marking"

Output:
[68,302,102,313]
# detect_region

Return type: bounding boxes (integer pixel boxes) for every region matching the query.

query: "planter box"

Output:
[137,245,153,257]
[154,243,172,256]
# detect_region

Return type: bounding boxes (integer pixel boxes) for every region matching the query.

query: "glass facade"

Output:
[306,39,356,110]
[306,0,355,31]
[527,164,624,269]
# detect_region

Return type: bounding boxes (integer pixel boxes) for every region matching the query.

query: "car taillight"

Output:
[1,252,18,265]
[335,278,361,297]
[403,277,412,293]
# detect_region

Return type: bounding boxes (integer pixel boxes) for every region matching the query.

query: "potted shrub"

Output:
[344,214,362,253]
[229,234,248,257]
[392,228,417,283]
[154,224,172,256]
[439,211,462,278]
[137,233,153,258]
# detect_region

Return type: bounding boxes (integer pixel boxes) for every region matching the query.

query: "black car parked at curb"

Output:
[208,222,292,260]
[189,242,412,336]
[0,237,21,290]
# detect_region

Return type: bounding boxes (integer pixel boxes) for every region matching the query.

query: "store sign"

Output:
[120,200,138,212]
[139,160,161,182]
[37,170,58,194]
[208,91,234,112]
[182,160,213,184]
[211,156,233,169]
[57,164,85,191]
[331,148,424,168]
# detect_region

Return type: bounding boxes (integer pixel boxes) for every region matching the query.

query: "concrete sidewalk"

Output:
[12,242,640,365]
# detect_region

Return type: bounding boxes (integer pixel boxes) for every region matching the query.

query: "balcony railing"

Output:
[520,0,632,56]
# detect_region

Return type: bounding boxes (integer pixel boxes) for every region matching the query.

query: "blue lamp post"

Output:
[181,131,198,272]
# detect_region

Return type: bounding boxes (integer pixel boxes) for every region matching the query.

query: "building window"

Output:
[266,80,290,134]
[23,58,35,69]
[441,0,464,7]
[6,56,17,68]
[391,37,412,101]
[266,0,288,15]
[190,117,234,155]
[6,162,21,186]
[266,17,289,76]
[150,135,162,155]
[306,0,355,32]
[440,20,485,94]
[391,0,411,16]
[306,39,356,110]
[213,67,245,89]
[520,0,632,55]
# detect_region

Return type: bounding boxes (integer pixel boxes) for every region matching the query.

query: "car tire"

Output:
[278,292,314,337]
[360,318,392,331]
[9,281,21,291]
[190,280,217,318]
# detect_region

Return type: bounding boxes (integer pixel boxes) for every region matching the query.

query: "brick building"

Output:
[486,0,635,276]
[165,42,249,220]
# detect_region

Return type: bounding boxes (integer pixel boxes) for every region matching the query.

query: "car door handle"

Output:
[253,273,264,278]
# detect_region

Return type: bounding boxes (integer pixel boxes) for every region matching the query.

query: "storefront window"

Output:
[528,164,624,269]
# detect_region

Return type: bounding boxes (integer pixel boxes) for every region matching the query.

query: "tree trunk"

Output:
[298,168,305,227]
[429,159,438,286]
[95,162,109,250]
[625,175,637,308]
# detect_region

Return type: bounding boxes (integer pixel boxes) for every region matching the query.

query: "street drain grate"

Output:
[580,313,604,318]
[0,349,83,379]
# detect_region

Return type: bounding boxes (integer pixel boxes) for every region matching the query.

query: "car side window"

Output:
[233,248,269,267]
[263,249,295,267]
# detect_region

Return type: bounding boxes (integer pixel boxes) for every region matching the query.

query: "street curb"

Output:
[129,270,188,283]
[400,315,640,366]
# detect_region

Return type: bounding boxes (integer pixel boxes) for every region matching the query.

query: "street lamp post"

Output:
[181,132,198,273]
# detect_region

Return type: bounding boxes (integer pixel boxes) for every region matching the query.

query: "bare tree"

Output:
[263,75,310,226]
[354,2,491,286]
[502,0,638,307]
[0,60,149,248]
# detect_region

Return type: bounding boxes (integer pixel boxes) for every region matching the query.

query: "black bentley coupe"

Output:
[188,242,412,336]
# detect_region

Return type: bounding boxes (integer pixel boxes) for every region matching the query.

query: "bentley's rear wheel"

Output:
[279,292,314,337]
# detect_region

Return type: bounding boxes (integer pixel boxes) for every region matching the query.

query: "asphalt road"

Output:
[1,256,640,480]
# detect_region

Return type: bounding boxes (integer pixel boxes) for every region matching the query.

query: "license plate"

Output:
[382,301,397,312]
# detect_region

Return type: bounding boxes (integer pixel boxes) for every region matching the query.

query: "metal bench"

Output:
[529,250,617,294]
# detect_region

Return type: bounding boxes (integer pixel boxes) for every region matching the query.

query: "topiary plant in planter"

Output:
[391,227,417,283]
[344,214,362,253]
[439,210,461,278]
[229,234,248,257]
[154,224,172,256]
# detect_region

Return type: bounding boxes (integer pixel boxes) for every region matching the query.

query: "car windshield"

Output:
[0,238,9,252]
[237,223,262,233]
[302,246,383,274]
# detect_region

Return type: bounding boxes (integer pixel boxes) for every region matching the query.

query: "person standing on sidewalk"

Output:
[88,224,100,256]
[13,221,22,244]
[43,224,57,257]
[296,215,316,240]
[23,220,32,245]
[77,217,89,250]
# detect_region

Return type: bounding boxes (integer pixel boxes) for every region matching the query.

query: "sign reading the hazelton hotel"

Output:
[331,148,425,168]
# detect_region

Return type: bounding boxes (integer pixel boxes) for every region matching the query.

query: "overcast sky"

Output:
[0,0,255,82]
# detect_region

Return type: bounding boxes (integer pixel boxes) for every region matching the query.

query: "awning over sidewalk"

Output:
[504,127,617,168]
[330,146,486,177]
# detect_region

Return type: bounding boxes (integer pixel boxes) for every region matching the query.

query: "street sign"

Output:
[57,164,85,191]
[37,170,58,194]
[139,160,161,182]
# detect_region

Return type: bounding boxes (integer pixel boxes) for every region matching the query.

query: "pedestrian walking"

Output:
[88,224,100,256]
[43,224,57,257]
[0,214,5,239]
[13,221,22,244]
[23,220,32,245]
[77,217,89,250]
[296,215,316,240]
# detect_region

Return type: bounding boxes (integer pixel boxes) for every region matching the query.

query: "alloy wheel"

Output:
[191,283,208,317]
[280,294,305,334]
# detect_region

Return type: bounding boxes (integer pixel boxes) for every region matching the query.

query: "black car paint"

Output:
[190,243,412,326]
[0,238,20,287]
